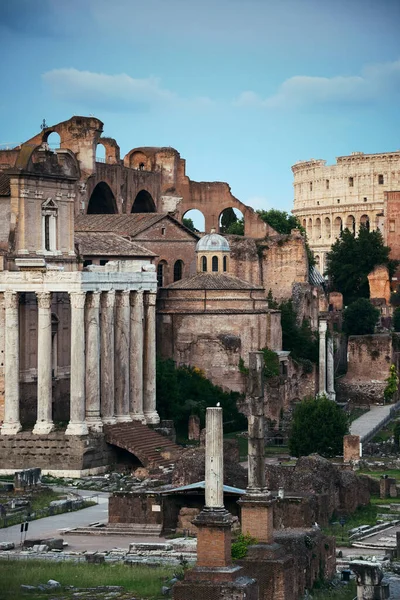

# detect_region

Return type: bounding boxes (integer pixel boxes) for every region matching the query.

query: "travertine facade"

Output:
[292,151,400,272]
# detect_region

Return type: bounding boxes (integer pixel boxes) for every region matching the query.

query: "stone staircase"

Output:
[63,522,163,537]
[103,422,182,469]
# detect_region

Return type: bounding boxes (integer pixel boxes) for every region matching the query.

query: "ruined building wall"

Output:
[292,152,400,272]
[385,190,400,262]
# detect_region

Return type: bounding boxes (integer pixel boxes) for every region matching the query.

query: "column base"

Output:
[327,390,336,401]
[144,410,160,425]
[0,421,22,435]
[86,418,103,433]
[65,421,89,436]
[102,416,117,425]
[32,421,55,435]
[130,413,146,424]
[115,414,132,423]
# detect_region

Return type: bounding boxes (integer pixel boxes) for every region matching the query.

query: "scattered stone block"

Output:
[20,585,37,592]
[47,580,61,588]
[0,542,15,550]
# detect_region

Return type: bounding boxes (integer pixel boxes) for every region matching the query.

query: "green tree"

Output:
[342,298,380,336]
[384,364,399,404]
[226,218,244,235]
[257,209,302,235]
[325,225,397,305]
[393,307,400,332]
[182,217,195,231]
[289,395,349,458]
[220,208,238,233]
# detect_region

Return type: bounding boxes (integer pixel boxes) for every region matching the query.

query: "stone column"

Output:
[100,290,116,425]
[130,291,145,422]
[205,406,224,508]
[114,290,131,423]
[326,335,336,400]
[33,292,54,434]
[85,291,102,432]
[143,292,159,424]
[66,291,88,436]
[319,318,327,396]
[1,291,22,435]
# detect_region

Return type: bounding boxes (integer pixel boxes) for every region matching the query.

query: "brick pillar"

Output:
[343,434,360,463]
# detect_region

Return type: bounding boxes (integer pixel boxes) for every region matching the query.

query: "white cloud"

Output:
[42,68,213,112]
[234,59,400,110]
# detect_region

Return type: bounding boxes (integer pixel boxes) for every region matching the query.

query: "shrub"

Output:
[342,298,380,335]
[231,533,257,559]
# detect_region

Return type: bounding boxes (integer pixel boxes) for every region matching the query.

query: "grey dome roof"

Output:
[196,231,230,252]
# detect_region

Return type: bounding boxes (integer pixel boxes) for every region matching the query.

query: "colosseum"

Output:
[292,151,400,273]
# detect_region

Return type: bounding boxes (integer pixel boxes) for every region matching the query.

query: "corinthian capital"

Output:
[4,290,19,310]
[36,291,52,310]
[69,291,86,310]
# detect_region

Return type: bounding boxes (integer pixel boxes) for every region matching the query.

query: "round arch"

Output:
[314,217,321,239]
[307,218,313,239]
[334,216,343,238]
[360,214,370,231]
[219,207,244,235]
[346,215,356,235]
[182,209,205,233]
[131,190,156,213]
[42,131,61,148]
[324,217,331,239]
[87,182,118,214]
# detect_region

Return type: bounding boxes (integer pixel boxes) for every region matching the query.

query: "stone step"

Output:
[64,523,162,537]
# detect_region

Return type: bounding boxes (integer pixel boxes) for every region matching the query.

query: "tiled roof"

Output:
[74,232,156,257]
[309,265,326,286]
[75,213,199,239]
[0,173,10,196]
[164,272,264,290]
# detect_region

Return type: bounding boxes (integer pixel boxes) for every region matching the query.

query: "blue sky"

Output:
[1,0,400,216]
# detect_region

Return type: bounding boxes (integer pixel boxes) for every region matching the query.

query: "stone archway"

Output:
[87,182,118,214]
[131,190,156,213]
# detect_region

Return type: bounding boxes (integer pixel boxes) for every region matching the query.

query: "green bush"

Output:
[289,395,349,458]
[280,300,318,364]
[231,533,257,559]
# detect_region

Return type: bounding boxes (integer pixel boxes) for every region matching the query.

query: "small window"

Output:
[44,215,50,251]
[83,260,92,268]
[349,177,354,187]
[223,256,227,272]
[389,220,395,233]
[378,174,384,185]
[337,199,340,204]
[173,260,183,282]
[139,162,145,171]
[317,201,320,206]
[212,256,218,272]
[161,226,166,236]
[364,197,368,202]
[326,179,330,190]
[100,259,108,266]
[309,182,313,191]
[202,256,207,272]
[157,262,165,286]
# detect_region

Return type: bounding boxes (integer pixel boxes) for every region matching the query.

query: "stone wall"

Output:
[385,190,400,261]
[109,492,163,525]
[336,334,392,404]
[0,432,117,475]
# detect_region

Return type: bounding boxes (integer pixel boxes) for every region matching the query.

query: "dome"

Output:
[195,230,230,252]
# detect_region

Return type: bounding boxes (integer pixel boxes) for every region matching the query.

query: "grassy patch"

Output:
[310,581,357,600]
[370,418,399,443]
[359,468,400,484]
[0,559,175,599]
[322,504,378,546]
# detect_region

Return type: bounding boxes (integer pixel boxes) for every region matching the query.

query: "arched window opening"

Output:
[173,260,183,282]
[45,131,61,150]
[157,261,167,287]
[131,190,156,213]
[212,256,219,272]
[360,215,370,232]
[96,144,106,163]
[223,256,227,272]
[307,218,313,239]
[183,209,205,233]
[324,217,331,238]
[302,219,306,230]
[314,218,321,239]
[41,198,58,252]
[202,256,207,272]
[315,255,320,269]
[334,217,342,238]
[219,207,244,235]
[87,182,118,214]
[139,162,145,171]
[346,215,356,235]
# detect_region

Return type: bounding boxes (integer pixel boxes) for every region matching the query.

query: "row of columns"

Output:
[318,318,336,400]
[0,289,158,436]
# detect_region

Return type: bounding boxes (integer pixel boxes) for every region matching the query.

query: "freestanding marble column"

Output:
[143,292,159,424]
[114,290,131,422]
[85,291,102,432]
[33,291,54,434]
[1,291,22,435]
[319,318,327,396]
[66,291,88,436]
[130,291,145,422]
[326,335,336,401]
[205,406,224,508]
[100,290,116,425]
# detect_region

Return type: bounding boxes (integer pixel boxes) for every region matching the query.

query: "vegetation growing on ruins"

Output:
[289,395,349,458]
[156,357,246,436]
[239,347,280,380]
[325,225,397,304]
[257,209,315,266]
[280,299,319,365]
[342,298,380,336]
[231,533,258,559]
[182,216,195,231]
[384,364,399,404]
[220,207,244,235]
